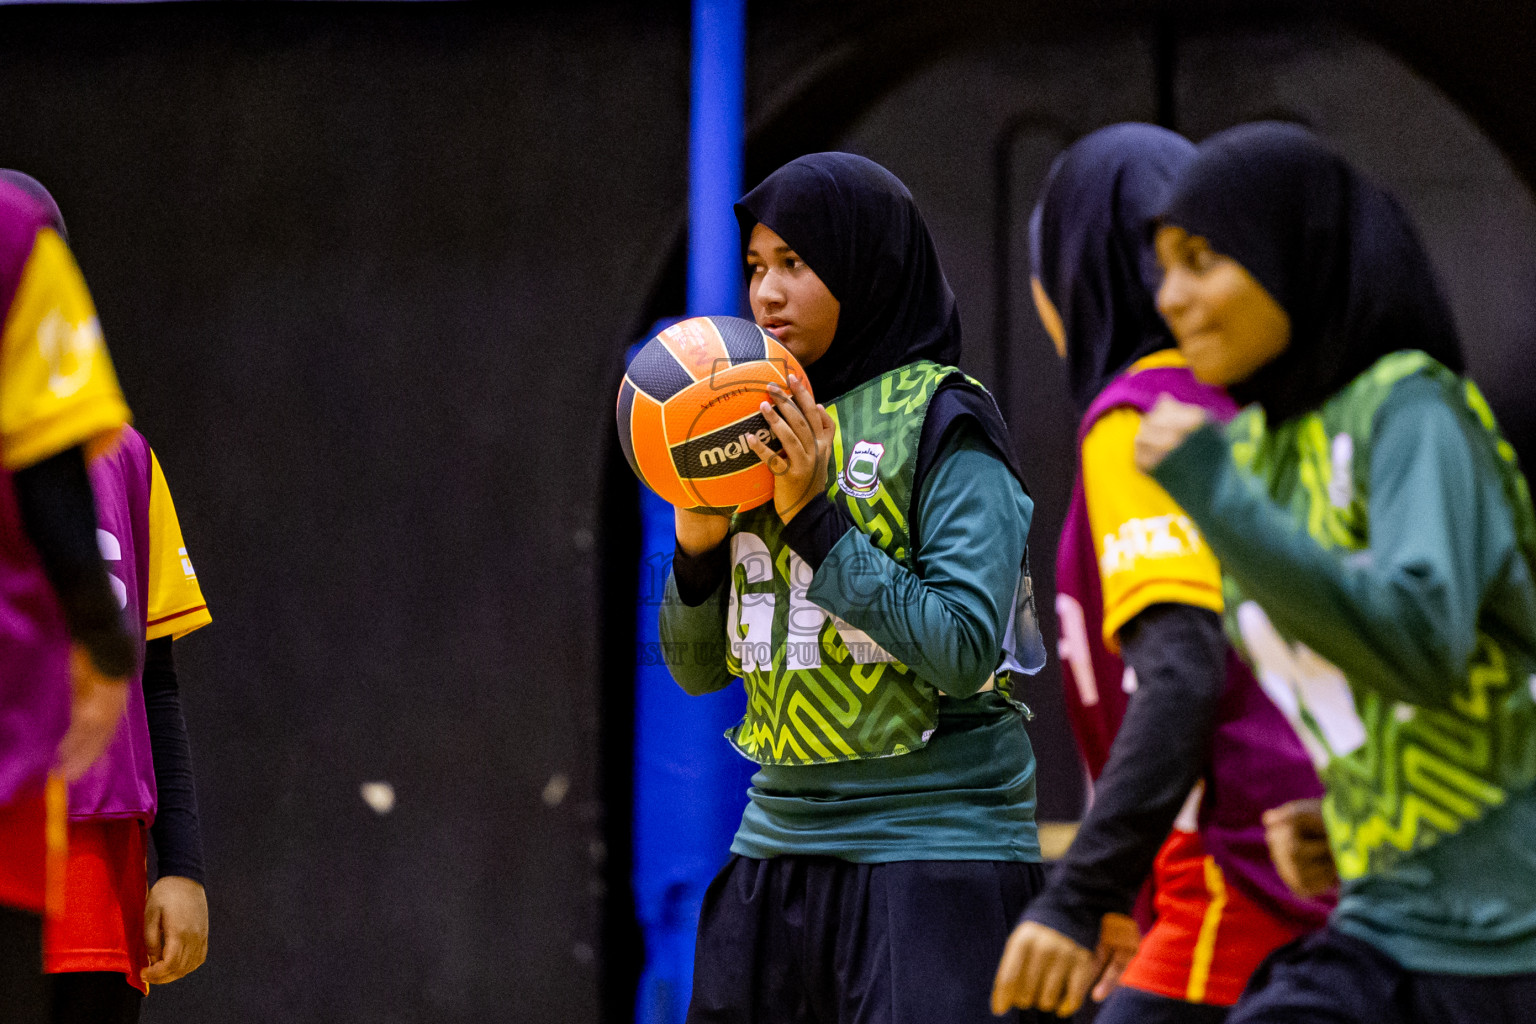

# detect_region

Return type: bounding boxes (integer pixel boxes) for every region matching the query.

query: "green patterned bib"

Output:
[1224,351,1536,880]
[722,361,1032,766]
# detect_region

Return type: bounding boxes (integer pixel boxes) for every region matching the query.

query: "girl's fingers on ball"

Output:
[795,389,819,429]
[770,394,814,451]
[785,402,817,450]
[744,431,781,471]
[760,399,790,438]
[772,384,807,422]
[788,373,817,415]
[759,403,803,461]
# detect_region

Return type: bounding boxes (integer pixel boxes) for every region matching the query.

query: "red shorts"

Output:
[1120,829,1306,1007]
[0,778,67,916]
[43,818,149,994]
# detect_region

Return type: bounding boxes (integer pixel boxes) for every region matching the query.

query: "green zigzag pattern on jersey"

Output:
[1227,350,1536,879]
[721,362,965,766]
[723,523,934,766]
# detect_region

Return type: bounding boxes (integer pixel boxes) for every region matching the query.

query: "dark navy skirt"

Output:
[686,854,1047,1024]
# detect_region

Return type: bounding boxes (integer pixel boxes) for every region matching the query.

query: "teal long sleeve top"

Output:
[659,424,1041,862]
[1153,374,1536,973]
[1155,376,1536,709]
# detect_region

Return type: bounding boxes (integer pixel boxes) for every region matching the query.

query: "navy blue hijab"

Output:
[1160,122,1464,424]
[734,152,961,403]
[735,152,1027,496]
[1030,123,1196,414]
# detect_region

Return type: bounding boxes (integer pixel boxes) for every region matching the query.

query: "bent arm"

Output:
[14,445,135,675]
[1153,378,1512,708]
[658,547,733,696]
[792,427,1031,697]
[1024,603,1227,948]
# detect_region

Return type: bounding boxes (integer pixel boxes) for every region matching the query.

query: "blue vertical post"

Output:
[687,0,746,318]
[632,3,749,1024]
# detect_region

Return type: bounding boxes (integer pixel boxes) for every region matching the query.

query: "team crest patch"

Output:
[838,440,885,498]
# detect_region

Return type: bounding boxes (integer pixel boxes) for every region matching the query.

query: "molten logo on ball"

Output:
[669,412,779,480]
[699,428,773,468]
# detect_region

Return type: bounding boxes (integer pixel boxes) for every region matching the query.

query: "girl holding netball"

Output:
[661,152,1047,1023]
[1137,122,1536,1023]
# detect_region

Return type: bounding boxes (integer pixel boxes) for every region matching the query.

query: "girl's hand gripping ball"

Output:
[746,373,833,524]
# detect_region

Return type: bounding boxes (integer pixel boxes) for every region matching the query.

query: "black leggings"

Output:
[49,972,142,1024]
[0,906,47,1024]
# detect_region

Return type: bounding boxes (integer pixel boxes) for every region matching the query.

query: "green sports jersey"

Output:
[661,421,1041,862]
[722,361,1032,766]
[1220,353,1536,880]
[1155,351,1536,972]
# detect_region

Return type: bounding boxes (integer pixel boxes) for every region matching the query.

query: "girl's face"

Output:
[1154,225,1291,386]
[1030,277,1068,359]
[746,222,840,367]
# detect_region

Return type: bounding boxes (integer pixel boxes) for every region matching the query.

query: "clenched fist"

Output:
[1133,395,1209,472]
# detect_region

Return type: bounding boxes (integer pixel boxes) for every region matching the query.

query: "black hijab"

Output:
[734,152,960,403]
[1030,123,1196,414]
[0,170,67,243]
[1159,122,1464,424]
[736,152,1026,499]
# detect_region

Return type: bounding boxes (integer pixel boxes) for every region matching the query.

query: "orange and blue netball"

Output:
[617,315,810,514]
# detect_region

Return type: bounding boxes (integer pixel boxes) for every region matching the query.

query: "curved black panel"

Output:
[616,379,641,481]
[708,314,769,364]
[626,337,698,403]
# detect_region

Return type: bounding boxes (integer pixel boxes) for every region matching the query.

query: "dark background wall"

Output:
[0,4,687,1022]
[1,2,1533,1022]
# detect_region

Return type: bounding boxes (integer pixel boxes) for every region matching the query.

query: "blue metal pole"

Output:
[632,4,749,1023]
[687,0,745,318]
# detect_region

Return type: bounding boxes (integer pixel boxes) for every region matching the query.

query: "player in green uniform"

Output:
[662,152,1047,1023]
[1137,122,1536,1023]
